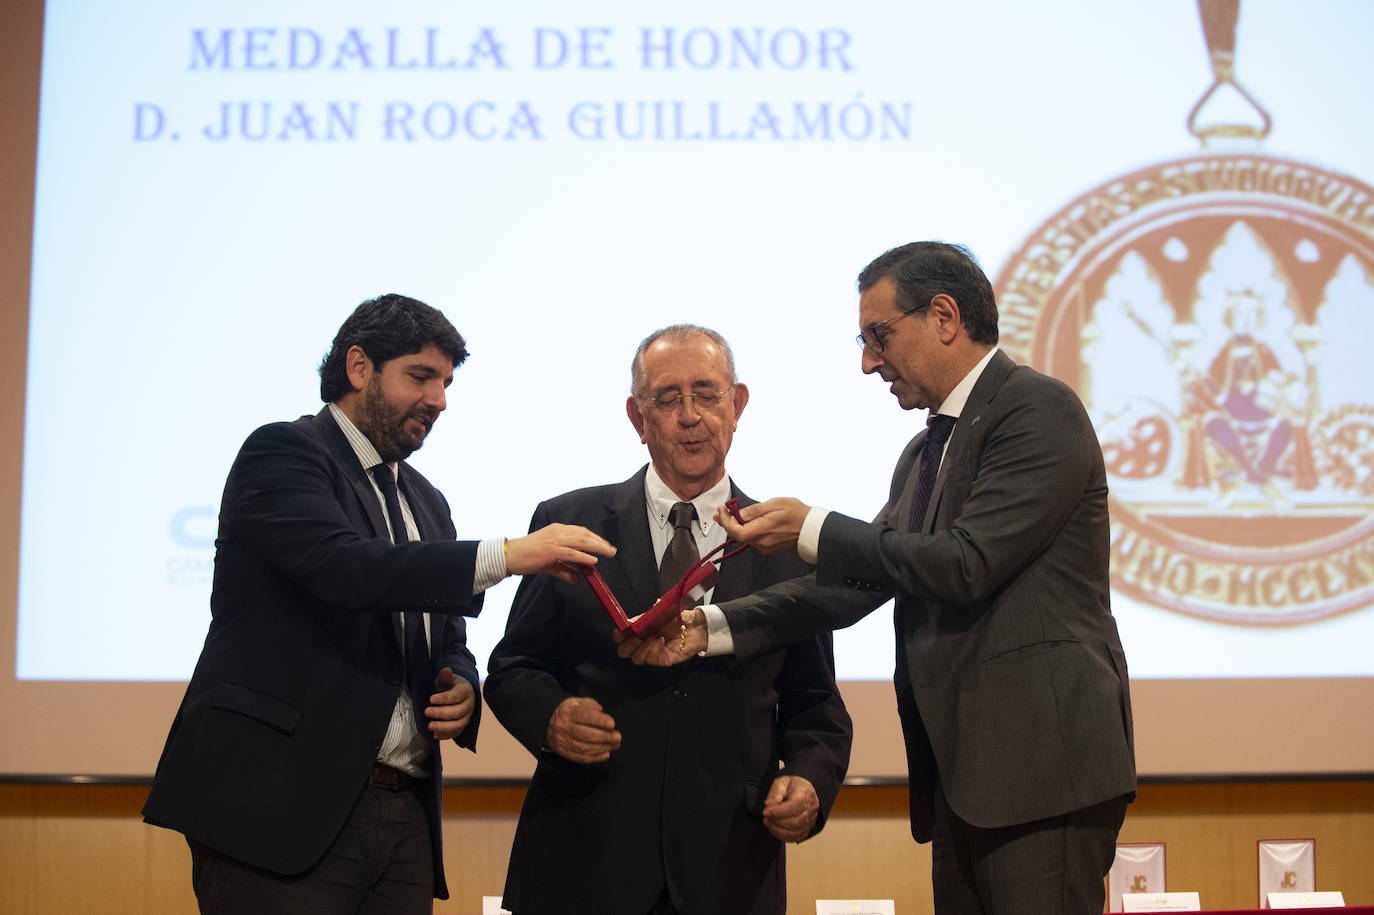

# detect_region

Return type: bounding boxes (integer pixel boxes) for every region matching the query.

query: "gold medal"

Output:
[993,0,1374,626]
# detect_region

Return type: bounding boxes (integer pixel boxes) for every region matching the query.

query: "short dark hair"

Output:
[856,242,999,345]
[318,294,468,402]
[630,324,737,400]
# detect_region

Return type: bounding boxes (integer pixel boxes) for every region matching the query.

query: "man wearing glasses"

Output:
[623,245,1135,915]
[485,324,852,915]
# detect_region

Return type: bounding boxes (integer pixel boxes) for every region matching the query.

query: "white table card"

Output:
[1266,890,1346,909]
[815,900,897,915]
[1122,890,1202,912]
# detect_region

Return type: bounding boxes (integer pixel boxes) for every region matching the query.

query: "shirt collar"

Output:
[644,463,732,536]
[328,403,388,473]
[934,347,999,421]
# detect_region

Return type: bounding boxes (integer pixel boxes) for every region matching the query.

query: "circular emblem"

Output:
[994,153,1374,625]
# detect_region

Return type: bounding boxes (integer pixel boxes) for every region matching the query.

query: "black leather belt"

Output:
[368,763,416,791]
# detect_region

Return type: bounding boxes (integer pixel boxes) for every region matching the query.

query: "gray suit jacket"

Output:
[722,350,1135,840]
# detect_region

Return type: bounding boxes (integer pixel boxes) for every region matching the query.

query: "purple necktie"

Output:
[908,414,956,532]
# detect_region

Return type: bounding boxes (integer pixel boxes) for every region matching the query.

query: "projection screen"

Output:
[2,0,1371,780]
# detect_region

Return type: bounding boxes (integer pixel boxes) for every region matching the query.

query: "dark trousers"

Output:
[189,780,434,915]
[931,778,1128,915]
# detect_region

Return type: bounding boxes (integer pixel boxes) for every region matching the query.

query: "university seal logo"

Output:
[992,0,1374,625]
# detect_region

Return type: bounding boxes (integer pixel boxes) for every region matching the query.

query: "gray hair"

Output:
[629,324,737,399]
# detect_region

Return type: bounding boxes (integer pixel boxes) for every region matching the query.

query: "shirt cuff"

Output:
[473,538,508,595]
[699,604,735,656]
[798,507,830,564]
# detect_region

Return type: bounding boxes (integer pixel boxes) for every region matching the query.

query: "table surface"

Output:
[1110,907,1372,915]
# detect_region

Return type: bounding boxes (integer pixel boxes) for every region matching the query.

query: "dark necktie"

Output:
[371,465,431,730]
[908,413,956,532]
[658,501,700,600]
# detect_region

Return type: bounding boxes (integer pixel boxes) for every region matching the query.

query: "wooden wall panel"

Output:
[1,781,1370,914]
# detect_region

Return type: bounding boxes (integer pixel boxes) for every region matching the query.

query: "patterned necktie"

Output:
[371,465,431,729]
[908,413,956,532]
[658,501,700,599]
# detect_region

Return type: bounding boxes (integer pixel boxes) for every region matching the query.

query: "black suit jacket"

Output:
[143,408,483,899]
[484,468,852,915]
[722,351,1135,840]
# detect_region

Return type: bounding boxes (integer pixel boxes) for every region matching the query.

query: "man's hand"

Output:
[426,667,475,740]
[506,523,616,583]
[545,697,622,764]
[613,607,707,666]
[762,775,820,843]
[715,497,812,556]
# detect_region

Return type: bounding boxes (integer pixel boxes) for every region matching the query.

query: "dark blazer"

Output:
[143,408,483,900]
[484,468,852,915]
[722,351,1135,841]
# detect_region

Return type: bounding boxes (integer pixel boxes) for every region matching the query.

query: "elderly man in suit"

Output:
[485,324,852,915]
[143,294,614,915]
[624,244,1135,915]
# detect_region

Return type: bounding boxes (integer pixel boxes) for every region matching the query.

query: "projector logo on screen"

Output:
[166,505,215,585]
[994,154,1374,626]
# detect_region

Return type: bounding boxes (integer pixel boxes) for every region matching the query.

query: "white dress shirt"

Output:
[328,404,504,774]
[643,463,732,604]
[700,347,1000,655]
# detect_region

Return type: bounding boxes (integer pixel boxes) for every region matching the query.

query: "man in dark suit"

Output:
[143,294,614,914]
[485,325,852,915]
[623,245,1135,915]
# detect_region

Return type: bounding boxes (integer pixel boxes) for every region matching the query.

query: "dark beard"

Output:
[358,376,432,463]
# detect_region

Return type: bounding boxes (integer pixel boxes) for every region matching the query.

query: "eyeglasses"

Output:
[648,385,734,413]
[857,307,924,355]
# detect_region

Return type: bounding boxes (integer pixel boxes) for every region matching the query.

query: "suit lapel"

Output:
[396,465,440,541]
[311,409,403,645]
[607,471,764,605]
[926,349,1014,527]
[595,468,761,610]
[600,469,660,614]
[313,408,392,542]
[711,484,764,602]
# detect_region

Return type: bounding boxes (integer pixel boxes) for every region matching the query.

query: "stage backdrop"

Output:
[3,0,1371,780]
